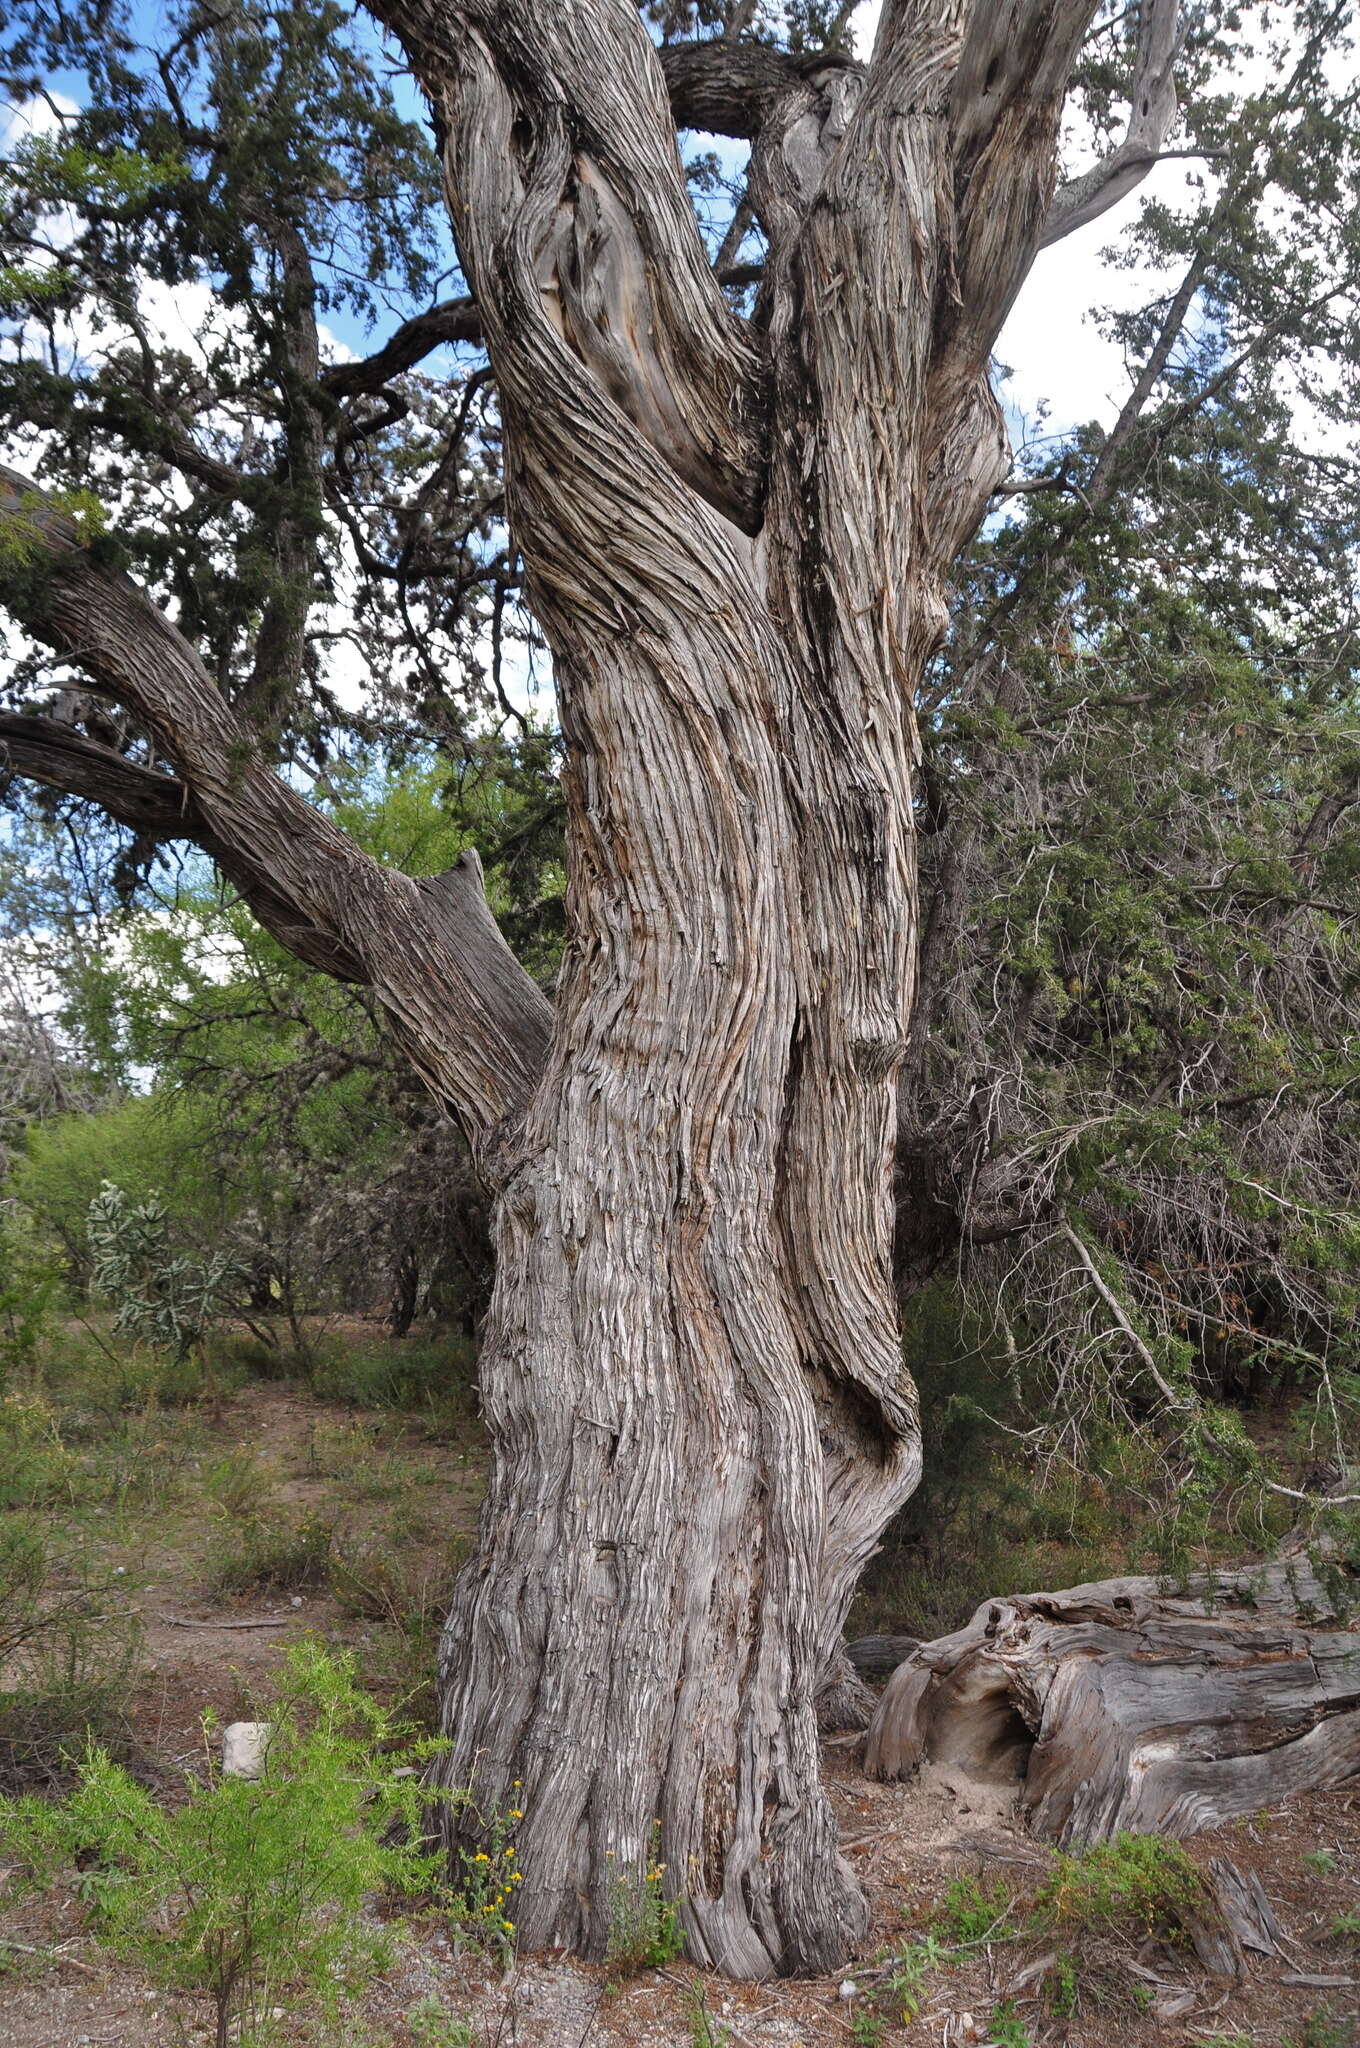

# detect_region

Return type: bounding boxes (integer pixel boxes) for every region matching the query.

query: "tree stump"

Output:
[863,1554,1360,1844]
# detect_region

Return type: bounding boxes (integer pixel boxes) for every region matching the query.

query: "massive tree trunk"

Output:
[0,0,1181,1982]
[364,0,1160,1978]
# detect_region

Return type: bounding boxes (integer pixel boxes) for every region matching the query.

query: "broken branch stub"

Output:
[863,1558,1360,1844]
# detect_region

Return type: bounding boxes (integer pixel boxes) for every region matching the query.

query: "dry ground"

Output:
[1,1374,1357,2048]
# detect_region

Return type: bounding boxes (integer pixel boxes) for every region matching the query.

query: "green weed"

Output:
[986,2000,1033,2048]
[604,1821,685,1975]
[0,1642,447,2048]
[202,1445,275,1520]
[1034,1831,1211,1943]
[685,1986,733,2048]
[0,1517,142,1789]
[932,1873,1012,1943]
[863,1932,957,2030]
[308,1336,479,1436]
[406,1993,479,2045]
[848,2011,887,2046]
[1047,1953,1080,2017]
[1284,2009,1350,2048]
[204,1510,332,1597]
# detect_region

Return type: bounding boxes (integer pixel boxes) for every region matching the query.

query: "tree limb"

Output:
[1059,1219,1191,1410]
[658,36,823,140]
[376,0,767,531]
[1042,0,1181,246]
[0,468,552,1163]
[319,295,484,397]
[0,711,195,837]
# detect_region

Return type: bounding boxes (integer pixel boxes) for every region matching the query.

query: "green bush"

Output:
[0,1642,446,2048]
[204,1510,333,1598]
[932,1873,1013,1943]
[604,1822,685,1975]
[309,1335,479,1434]
[1034,1832,1211,1943]
[852,1280,1115,1636]
[0,1516,142,1790]
[203,1445,276,1521]
[0,1211,57,1391]
[12,1092,225,1279]
[0,1392,73,1508]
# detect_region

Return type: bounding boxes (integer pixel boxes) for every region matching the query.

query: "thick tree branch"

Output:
[1042,0,1180,245]
[375,0,767,529]
[0,711,195,837]
[0,468,552,1162]
[658,36,821,139]
[320,295,484,397]
[938,0,1102,381]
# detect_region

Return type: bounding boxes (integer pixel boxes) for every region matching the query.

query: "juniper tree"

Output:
[2,0,1358,1980]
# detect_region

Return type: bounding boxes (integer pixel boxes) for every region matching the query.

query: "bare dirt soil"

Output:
[2,1377,1357,2047]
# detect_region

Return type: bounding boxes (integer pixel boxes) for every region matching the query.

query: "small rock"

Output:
[838,1979,857,2000]
[222,1721,271,1779]
[290,1596,303,1608]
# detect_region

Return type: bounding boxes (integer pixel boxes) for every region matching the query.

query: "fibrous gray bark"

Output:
[358,0,1175,1977]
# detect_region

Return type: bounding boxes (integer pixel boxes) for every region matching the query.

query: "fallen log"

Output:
[845,1633,920,1682]
[863,1554,1360,1845]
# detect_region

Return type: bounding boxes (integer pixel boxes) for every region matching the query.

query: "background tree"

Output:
[0,0,1357,1983]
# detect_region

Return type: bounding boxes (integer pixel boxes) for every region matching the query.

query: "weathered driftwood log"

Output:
[863,1556,1360,1844]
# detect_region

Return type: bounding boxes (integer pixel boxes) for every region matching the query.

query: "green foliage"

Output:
[933,1874,1013,1945]
[1034,1833,1211,1943]
[0,1515,141,1790]
[0,1390,72,1509]
[605,1823,686,1975]
[685,1986,733,2048]
[405,1997,479,2047]
[202,1445,275,1521]
[855,1933,958,2033]
[449,1799,523,1968]
[87,1180,238,1363]
[1047,1954,1080,2019]
[0,1211,55,1391]
[204,1509,333,1599]
[309,1336,480,1436]
[1303,1848,1338,1877]
[1283,2009,1351,2048]
[986,2000,1033,2048]
[848,2011,887,2046]
[0,1643,445,2047]
[13,1093,224,1278]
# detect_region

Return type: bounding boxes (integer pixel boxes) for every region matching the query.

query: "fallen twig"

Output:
[155,1612,293,1630]
[0,1938,100,1975]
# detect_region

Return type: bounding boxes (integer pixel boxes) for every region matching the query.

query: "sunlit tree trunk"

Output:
[368,0,1142,1975]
